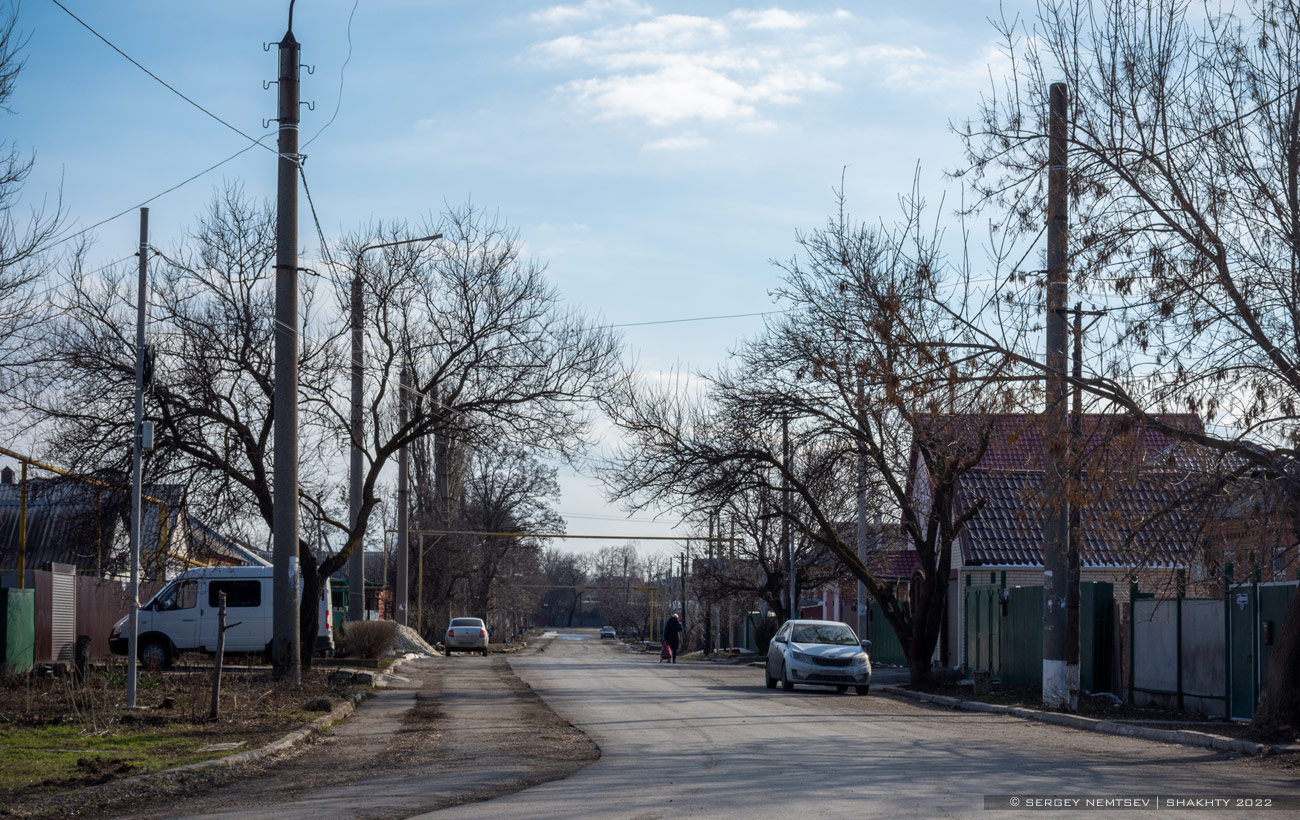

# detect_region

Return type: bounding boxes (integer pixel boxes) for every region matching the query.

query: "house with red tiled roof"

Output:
[905,413,1211,670]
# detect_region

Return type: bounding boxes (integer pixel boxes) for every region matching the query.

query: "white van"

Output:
[108,565,333,668]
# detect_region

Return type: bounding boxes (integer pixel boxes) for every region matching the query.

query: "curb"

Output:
[163,691,366,775]
[878,685,1279,757]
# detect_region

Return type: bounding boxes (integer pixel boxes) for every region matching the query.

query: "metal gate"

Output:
[1228,578,1296,721]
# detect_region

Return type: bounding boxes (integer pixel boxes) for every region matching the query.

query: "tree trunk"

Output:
[299,546,323,670]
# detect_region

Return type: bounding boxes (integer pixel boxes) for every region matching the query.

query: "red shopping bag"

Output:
[660,641,673,661]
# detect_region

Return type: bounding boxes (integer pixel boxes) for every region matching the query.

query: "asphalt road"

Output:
[415,631,1300,820]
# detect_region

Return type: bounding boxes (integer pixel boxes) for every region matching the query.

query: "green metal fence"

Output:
[866,602,908,666]
[964,580,1114,691]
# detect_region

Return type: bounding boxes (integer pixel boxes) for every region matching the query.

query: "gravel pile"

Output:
[391,623,440,655]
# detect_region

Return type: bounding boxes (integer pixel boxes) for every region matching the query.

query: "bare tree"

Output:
[955,0,1300,735]
[603,188,1019,684]
[34,192,620,667]
[0,2,63,404]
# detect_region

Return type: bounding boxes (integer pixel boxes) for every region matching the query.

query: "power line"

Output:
[48,0,277,157]
[47,134,276,252]
[303,0,359,149]
[603,308,793,329]
[299,166,338,270]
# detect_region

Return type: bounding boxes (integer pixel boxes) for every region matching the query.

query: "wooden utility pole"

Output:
[272,11,302,683]
[1042,81,1071,708]
[209,592,240,720]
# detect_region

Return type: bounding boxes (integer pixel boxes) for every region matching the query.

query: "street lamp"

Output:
[348,234,441,623]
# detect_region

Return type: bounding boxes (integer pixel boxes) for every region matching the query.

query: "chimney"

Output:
[1,466,13,485]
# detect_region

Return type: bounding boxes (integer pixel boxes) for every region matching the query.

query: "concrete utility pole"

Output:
[396,361,410,627]
[1042,81,1071,708]
[271,13,302,683]
[728,519,736,650]
[127,207,148,709]
[705,514,714,655]
[1067,303,1093,705]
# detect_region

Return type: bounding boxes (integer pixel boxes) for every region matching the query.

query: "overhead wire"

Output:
[47,134,277,252]
[302,0,359,149]
[47,0,277,157]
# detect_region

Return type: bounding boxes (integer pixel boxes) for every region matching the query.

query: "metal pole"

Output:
[272,20,302,683]
[729,520,736,650]
[1067,302,1083,704]
[856,388,869,640]
[1042,81,1070,708]
[783,415,795,622]
[397,361,410,627]
[418,533,424,635]
[127,207,148,709]
[17,462,25,589]
[348,267,365,622]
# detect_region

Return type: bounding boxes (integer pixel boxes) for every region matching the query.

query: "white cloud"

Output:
[531,0,651,27]
[641,132,709,151]
[529,6,995,133]
[728,9,811,30]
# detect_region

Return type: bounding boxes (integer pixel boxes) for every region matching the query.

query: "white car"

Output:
[765,619,872,695]
[445,617,489,655]
[599,626,616,639]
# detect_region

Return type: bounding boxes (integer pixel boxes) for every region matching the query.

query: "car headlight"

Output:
[851,653,869,666]
[791,650,814,664]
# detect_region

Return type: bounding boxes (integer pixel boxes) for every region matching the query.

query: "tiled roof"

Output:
[912,413,1204,473]
[956,469,1201,568]
[863,547,922,579]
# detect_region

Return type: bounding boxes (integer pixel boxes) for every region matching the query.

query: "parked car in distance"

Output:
[599,626,616,639]
[445,617,489,655]
[109,565,334,669]
[765,619,872,695]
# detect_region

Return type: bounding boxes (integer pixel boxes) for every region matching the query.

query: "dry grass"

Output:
[339,620,398,659]
[0,661,354,802]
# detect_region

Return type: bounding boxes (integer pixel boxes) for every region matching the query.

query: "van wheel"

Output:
[140,638,172,670]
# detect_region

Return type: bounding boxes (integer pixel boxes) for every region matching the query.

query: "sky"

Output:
[3,0,1027,556]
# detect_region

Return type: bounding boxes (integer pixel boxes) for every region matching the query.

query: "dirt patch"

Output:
[6,653,597,820]
[0,662,357,813]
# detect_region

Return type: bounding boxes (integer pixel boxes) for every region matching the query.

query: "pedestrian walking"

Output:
[662,613,682,664]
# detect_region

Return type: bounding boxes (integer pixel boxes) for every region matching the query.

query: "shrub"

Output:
[339,621,398,659]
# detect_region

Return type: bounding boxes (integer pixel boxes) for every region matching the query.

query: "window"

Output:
[156,579,197,611]
[208,580,262,608]
[791,623,859,646]
[450,618,484,627]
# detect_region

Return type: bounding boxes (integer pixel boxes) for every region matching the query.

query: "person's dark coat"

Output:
[663,615,683,647]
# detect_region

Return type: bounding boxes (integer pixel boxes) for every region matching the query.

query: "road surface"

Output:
[415,631,1299,820]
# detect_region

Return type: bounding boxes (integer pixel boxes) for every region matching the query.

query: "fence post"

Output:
[1223,562,1233,720]
[1253,568,1261,710]
[1175,569,1185,712]
[1128,581,1137,705]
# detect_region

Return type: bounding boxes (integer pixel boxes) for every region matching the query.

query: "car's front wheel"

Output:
[856,684,870,696]
[780,662,795,691]
[836,685,847,693]
[764,661,777,689]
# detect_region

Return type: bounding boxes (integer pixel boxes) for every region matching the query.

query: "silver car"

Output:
[765,619,872,695]
[445,617,489,655]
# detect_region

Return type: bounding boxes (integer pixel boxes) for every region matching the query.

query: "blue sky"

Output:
[7,0,1025,553]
